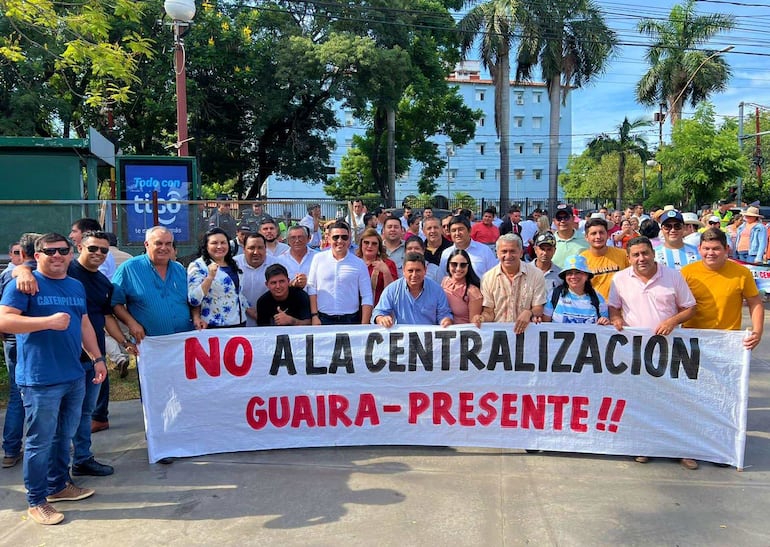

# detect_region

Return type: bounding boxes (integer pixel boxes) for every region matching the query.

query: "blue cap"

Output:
[660,210,684,224]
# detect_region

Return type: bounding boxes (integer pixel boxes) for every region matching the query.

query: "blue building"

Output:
[265,61,571,209]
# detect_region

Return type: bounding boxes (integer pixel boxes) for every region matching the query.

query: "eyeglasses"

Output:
[709,221,720,225]
[361,240,379,246]
[39,247,71,256]
[449,262,469,269]
[86,245,110,254]
[555,216,570,222]
[331,234,350,241]
[661,223,683,231]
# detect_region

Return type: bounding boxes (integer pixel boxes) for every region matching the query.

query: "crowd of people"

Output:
[0,197,765,524]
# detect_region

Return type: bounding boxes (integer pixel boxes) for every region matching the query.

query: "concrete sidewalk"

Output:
[1,350,769,546]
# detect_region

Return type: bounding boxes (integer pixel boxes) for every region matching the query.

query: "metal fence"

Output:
[0,195,616,263]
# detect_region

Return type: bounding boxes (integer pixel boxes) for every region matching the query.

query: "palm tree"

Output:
[636,0,734,126]
[587,117,651,210]
[458,1,517,210]
[513,0,618,213]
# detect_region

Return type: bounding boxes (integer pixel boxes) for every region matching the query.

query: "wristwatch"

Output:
[92,356,106,365]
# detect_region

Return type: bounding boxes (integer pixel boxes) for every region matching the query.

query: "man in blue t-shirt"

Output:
[0,233,106,525]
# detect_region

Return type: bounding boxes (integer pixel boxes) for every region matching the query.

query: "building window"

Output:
[532,117,543,129]
[533,169,542,180]
[495,169,500,181]
[477,143,485,155]
[515,143,524,154]
[514,169,524,180]
[449,169,457,181]
[478,117,485,127]
[475,90,485,101]
[477,169,486,180]
[495,142,500,154]
[515,92,524,105]
[533,143,543,154]
[345,139,353,149]
[533,92,542,103]
[344,111,354,127]
[514,117,524,128]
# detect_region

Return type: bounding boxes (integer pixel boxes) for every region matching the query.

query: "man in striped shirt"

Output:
[654,210,700,270]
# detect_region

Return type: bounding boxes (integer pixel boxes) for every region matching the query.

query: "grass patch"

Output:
[0,346,141,410]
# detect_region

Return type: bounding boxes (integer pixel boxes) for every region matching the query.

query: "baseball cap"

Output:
[660,210,684,224]
[554,204,572,218]
[534,231,556,247]
[236,222,253,232]
[708,215,721,224]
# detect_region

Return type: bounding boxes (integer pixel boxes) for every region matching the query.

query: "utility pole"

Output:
[756,106,763,188]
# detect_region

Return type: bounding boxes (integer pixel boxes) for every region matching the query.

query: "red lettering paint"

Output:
[500,393,518,427]
[291,396,316,428]
[458,392,476,426]
[548,395,570,430]
[521,394,545,429]
[222,337,252,377]
[570,396,589,432]
[433,391,456,425]
[329,394,353,426]
[184,337,221,379]
[477,392,498,426]
[408,392,430,423]
[354,393,380,426]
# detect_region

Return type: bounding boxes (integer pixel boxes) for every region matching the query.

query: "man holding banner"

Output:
[608,235,698,469]
[474,233,546,334]
[682,228,763,350]
[372,253,453,328]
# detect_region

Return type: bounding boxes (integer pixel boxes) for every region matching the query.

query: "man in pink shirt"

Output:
[607,235,698,470]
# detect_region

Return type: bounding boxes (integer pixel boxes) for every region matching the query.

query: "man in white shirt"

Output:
[438,215,497,280]
[299,203,322,248]
[308,220,373,325]
[234,233,276,326]
[259,218,290,257]
[277,225,316,292]
[382,217,406,277]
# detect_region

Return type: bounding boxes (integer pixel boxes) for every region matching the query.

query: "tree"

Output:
[587,117,650,210]
[656,103,746,208]
[560,151,642,205]
[459,0,516,209]
[636,0,734,125]
[514,0,618,213]
[0,0,153,118]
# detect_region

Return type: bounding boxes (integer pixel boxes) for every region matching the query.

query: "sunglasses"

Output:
[555,216,570,221]
[40,247,71,256]
[661,223,683,231]
[331,234,350,241]
[709,221,720,225]
[361,240,379,246]
[86,245,110,254]
[11,250,20,255]
[449,262,469,268]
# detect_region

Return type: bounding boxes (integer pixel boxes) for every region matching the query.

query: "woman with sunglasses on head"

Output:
[187,228,249,328]
[441,248,482,325]
[355,228,397,306]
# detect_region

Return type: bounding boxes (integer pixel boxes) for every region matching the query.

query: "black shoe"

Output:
[72,457,114,476]
[157,457,174,465]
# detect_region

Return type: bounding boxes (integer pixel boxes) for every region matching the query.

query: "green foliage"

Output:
[737,108,770,204]
[656,103,746,208]
[0,0,152,111]
[636,0,734,124]
[452,192,478,210]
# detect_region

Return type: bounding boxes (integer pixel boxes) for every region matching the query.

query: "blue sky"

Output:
[569,0,770,153]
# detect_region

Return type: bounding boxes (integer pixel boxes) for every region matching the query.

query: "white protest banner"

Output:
[138,324,750,467]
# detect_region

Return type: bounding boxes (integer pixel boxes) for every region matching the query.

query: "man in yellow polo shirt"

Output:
[580,217,629,299]
[681,228,763,350]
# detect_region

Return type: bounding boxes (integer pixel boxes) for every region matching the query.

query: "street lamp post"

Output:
[165,0,196,157]
[446,143,454,208]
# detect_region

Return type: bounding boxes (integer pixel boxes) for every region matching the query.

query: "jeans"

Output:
[2,338,24,458]
[72,362,101,465]
[20,378,84,507]
[92,370,110,423]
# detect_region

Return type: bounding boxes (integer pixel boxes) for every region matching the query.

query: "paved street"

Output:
[1,312,769,546]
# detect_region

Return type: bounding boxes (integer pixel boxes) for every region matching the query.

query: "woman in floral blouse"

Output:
[187,228,249,328]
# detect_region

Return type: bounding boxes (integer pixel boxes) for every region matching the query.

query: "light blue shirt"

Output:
[112,255,193,336]
[372,277,453,326]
